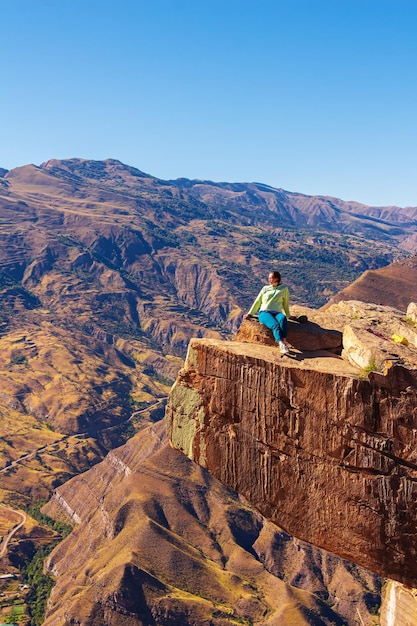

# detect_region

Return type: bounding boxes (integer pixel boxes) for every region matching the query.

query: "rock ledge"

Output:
[167,301,417,586]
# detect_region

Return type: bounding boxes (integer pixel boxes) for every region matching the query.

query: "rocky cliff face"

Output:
[166,301,417,588]
[380,581,417,626]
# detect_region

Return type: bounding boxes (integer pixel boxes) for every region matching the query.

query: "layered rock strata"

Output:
[166,302,417,587]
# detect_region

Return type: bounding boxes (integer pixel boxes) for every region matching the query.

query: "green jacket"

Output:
[248,283,290,317]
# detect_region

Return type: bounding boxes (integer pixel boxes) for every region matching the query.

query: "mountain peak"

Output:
[40,157,154,182]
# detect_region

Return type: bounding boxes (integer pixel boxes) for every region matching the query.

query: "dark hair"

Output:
[270,271,281,282]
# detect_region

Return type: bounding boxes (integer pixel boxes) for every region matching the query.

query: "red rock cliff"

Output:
[166,302,417,587]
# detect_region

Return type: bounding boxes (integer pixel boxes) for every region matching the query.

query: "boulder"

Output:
[407,302,417,324]
[328,301,417,370]
[234,316,342,352]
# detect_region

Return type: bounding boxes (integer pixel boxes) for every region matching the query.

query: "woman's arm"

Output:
[246,288,264,317]
[282,287,290,318]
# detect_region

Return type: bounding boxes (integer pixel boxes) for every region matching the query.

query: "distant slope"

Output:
[323,255,417,312]
[41,157,417,236]
[2,158,415,318]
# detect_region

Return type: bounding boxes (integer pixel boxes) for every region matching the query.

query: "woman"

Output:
[244,271,291,354]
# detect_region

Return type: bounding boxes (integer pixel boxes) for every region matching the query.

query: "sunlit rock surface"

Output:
[167,301,417,588]
[380,580,417,626]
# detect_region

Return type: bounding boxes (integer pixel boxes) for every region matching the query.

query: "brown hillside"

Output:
[323,255,417,311]
[43,418,382,626]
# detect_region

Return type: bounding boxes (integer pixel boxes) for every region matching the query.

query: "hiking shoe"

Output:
[279,341,289,354]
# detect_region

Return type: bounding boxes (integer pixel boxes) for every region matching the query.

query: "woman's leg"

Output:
[275,312,288,340]
[258,311,285,343]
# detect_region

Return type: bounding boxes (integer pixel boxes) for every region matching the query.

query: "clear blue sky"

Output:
[1,0,416,207]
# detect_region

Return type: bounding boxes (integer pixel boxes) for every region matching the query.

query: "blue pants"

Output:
[258,311,288,343]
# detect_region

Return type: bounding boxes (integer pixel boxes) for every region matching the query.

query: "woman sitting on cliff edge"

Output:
[244,271,292,354]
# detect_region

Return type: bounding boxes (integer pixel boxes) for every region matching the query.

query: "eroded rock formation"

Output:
[166,301,417,588]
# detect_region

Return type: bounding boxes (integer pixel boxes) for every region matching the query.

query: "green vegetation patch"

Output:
[21,543,57,626]
[27,502,72,538]
[14,502,73,625]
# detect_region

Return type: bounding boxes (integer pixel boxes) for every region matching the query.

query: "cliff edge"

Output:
[166,300,417,587]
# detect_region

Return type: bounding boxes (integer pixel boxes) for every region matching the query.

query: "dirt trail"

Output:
[0,398,167,475]
[0,503,26,558]
[0,398,167,562]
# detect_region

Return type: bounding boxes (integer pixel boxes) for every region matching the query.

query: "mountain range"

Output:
[1,158,416,326]
[0,158,417,624]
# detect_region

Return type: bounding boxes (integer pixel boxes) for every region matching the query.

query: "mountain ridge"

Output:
[5,158,417,234]
[8,156,417,207]
[2,158,414,311]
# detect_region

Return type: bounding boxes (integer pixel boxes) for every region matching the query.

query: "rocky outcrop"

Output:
[166,301,417,588]
[408,302,417,324]
[234,315,343,352]
[380,580,417,626]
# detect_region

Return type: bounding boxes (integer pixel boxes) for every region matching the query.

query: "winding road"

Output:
[0,397,167,562]
[0,397,167,475]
